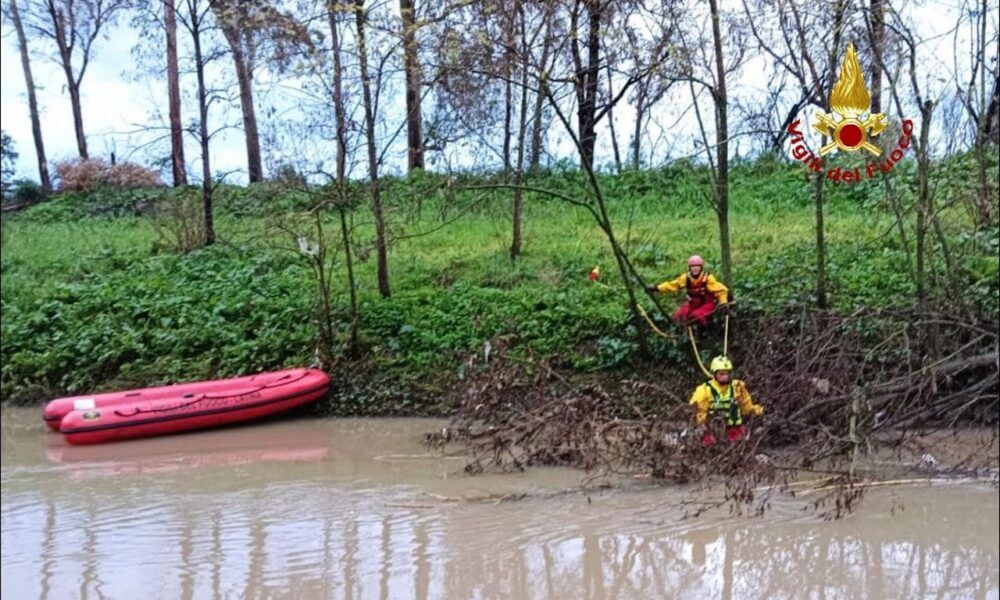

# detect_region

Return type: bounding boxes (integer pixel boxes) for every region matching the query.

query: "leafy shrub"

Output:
[151,190,205,254]
[270,163,308,188]
[10,179,45,205]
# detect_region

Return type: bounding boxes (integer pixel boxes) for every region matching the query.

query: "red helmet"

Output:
[687,255,705,267]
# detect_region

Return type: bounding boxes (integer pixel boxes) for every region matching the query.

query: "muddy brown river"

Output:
[2,408,997,599]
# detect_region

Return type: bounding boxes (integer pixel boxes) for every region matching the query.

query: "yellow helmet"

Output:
[710,356,733,373]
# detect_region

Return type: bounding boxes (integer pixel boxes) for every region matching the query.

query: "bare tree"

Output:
[708,0,732,285]
[527,4,555,171]
[329,0,359,352]
[678,0,747,285]
[855,1,966,313]
[24,0,129,160]
[174,0,217,244]
[208,0,307,183]
[813,0,847,310]
[6,0,51,192]
[628,59,674,169]
[953,0,999,227]
[742,0,847,308]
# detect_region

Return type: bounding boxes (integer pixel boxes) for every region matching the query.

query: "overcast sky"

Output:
[0,1,985,184]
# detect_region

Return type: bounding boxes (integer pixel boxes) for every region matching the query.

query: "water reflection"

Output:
[2,410,998,599]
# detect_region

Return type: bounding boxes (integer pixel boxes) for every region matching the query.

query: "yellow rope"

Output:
[723,312,730,357]
[635,303,675,339]
[590,275,718,377]
[687,326,712,378]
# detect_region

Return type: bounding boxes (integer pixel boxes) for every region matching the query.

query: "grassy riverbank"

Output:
[2,154,997,412]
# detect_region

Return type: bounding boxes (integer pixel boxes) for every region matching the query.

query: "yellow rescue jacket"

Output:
[655,272,729,304]
[689,379,763,426]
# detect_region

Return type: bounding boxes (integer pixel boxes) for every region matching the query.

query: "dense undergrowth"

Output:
[2,154,997,413]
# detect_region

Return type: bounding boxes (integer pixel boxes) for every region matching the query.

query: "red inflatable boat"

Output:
[46,368,330,445]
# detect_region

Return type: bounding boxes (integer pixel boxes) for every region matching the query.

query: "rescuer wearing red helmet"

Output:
[645,255,730,327]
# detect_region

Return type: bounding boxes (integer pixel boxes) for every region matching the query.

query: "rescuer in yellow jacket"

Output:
[690,356,764,445]
[645,255,729,326]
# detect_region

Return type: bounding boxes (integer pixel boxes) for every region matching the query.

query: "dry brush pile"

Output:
[427,307,999,517]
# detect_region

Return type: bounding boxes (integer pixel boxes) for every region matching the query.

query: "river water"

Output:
[2,408,997,599]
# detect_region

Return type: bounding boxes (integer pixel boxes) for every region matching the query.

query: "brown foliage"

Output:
[55,158,163,192]
[428,309,998,518]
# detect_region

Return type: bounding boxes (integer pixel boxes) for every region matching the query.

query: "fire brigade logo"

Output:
[814,43,886,156]
[787,42,912,183]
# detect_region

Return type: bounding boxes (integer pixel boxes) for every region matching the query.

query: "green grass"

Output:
[2,156,997,410]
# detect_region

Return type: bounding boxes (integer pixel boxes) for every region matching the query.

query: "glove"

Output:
[719,303,731,315]
[645,284,659,293]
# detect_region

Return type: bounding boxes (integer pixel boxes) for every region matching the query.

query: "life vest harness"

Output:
[686,272,715,303]
[706,381,743,426]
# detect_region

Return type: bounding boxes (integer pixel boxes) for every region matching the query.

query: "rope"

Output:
[723,312,730,357]
[687,326,713,378]
[589,274,722,377]
[635,303,675,339]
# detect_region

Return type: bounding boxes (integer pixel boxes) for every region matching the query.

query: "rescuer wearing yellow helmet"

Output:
[689,356,764,445]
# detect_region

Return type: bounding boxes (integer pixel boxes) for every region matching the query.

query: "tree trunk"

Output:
[986,75,1000,146]
[399,0,423,171]
[223,30,263,183]
[329,4,347,185]
[338,206,360,354]
[813,0,846,309]
[708,0,732,284]
[190,2,214,245]
[571,0,601,171]
[511,0,527,259]
[329,1,359,355]
[9,0,51,192]
[813,173,829,308]
[503,77,513,175]
[165,0,187,186]
[502,7,515,175]
[67,80,88,159]
[528,11,552,171]
[606,66,622,173]
[973,0,994,226]
[355,0,391,298]
[48,2,89,160]
[869,0,884,114]
[916,101,933,307]
[631,79,647,170]
[528,90,545,171]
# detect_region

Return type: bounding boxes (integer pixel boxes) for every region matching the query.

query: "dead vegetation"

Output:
[426,307,999,518]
